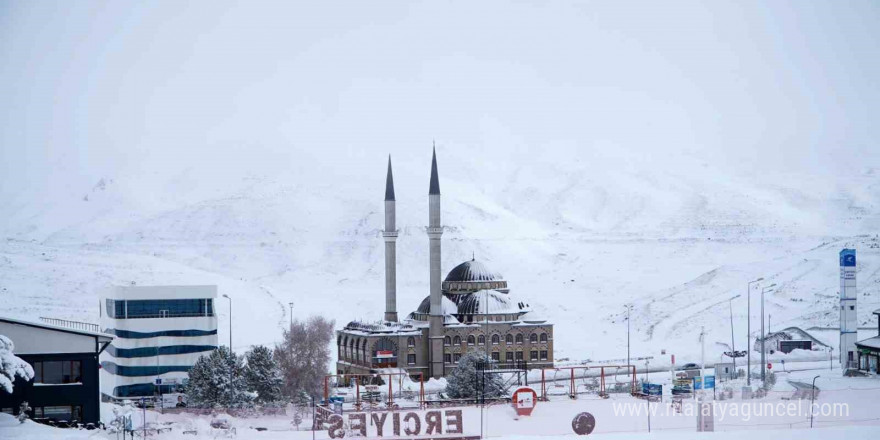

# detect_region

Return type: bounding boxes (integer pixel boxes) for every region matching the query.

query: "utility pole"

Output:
[625,304,632,368]
[746,277,763,386]
[810,375,820,428]
[727,294,741,373]
[760,285,776,382]
[699,326,706,380]
[289,302,294,328]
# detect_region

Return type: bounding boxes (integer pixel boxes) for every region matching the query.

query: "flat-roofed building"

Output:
[0,316,112,425]
[100,285,218,399]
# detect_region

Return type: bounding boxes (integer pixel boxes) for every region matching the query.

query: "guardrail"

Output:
[40,317,100,333]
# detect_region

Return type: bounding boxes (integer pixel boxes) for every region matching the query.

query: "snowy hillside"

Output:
[1,144,879,365]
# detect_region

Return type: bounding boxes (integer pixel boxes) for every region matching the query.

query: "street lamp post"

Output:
[625,304,632,368]
[760,285,776,383]
[810,375,820,428]
[746,277,763,386]
[289,302,294,328]
[222,294,233,407]
[728,294,741,374]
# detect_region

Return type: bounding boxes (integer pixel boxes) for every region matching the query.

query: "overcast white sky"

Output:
[1,1,878,202]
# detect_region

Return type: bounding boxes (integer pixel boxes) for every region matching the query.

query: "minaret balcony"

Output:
[426,226,443,238]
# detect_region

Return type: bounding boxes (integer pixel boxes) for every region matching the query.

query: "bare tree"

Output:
[274,315,335,403]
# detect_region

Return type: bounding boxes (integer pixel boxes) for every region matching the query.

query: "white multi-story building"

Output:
[100,285,218,399]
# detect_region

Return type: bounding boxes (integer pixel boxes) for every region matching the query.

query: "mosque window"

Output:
[506,334,513,345]
[506,352,514,362]
[540,350,548,361]
[454,353,462,363]
[491,352,500,361]
[515,351,523,360]
[530,351,538,361]
[467,335,475,346]
[478,335,485,345]
[444,353,452,364]
[443,336,450,346]
[515,334,523,344]
[409,337,416,347]
[453,336,461,345]
[491,334,500,345]
[540,333,548,343]
[407,354,416,365]
[530,333,538,343]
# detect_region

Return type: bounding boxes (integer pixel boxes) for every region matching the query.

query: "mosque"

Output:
[335,149,554,379]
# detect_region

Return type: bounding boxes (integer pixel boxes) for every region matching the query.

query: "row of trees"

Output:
[186,316,334,408]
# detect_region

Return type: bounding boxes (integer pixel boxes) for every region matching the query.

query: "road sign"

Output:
[642,383,662,396]
[767,363,772,370]
[572,412,596,435]
[704,376,715,389]
[512,387,538,416]
[154,378,162,385]
[693,376,703,390]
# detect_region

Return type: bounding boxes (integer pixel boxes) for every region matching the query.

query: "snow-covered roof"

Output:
[754,326,829,347]
[457,290,530,315]
[445,259,502,282]
[0,315,113,340]
[856,336,880,350]
[415,295,459,316]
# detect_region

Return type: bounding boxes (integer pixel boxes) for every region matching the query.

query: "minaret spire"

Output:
[427,146,444,378]
[383,156,399,322]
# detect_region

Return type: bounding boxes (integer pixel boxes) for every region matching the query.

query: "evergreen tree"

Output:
[186,346,251,408]
[445,351,507,400]
[0,335,34,394]
[244,345,284,405]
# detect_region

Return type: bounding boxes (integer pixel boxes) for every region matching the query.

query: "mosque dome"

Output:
[442,259,509,294]
[414,295,458,316]
[456,290,531,316]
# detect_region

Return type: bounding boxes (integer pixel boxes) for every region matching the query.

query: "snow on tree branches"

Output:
[186,346,251,408]
[0,335,34,394]
[244,345,284,406]
[445,351,506,400]
[274,315,334,403]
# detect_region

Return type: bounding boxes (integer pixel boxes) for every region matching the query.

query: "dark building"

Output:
[0,316,112,425]
[855,309,880,374]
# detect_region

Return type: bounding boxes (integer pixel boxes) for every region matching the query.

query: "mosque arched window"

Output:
[443,336,450,346]
[515,334,524,344]
[491,334,500,345]
[453,336,461,345]
[540,333,548,343]
[409,337,416,347]
[467,335,475,346]
[478,335,485,345]
[530,333,538,343]
[506,334,513,345]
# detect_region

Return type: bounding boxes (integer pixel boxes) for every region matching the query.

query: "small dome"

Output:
[415,295,459,315]
[457,290,530,315]
[445,259,502,282]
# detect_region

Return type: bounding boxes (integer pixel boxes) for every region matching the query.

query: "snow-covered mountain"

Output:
[1,144,879,364]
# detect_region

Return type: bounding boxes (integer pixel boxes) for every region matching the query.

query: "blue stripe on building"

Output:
[105,344,216,358]
[104,328,218,339]
[100,362,193,377]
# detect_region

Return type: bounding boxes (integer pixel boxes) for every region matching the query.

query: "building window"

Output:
[540,350,548,361]
[113,299,214,319]
[454,353,462,363]
[444,353,452,364]
[506,352,514,362]
[33,361,82,384]
[478,335,485,346]
[33,405,83,422]
[453,336,461,345]
[491,334,500,345]
[467,335,475,346]
[530,333,538,343]
[506,334,513,345]
[491,352,500,361]
[540,333,548,343]
[443,336,450,346]
[515,351,523,361]
[409,337,416,347]
[407,354,416,365]
[850,306,855,310]
[516,334,523,345]
[530,351,538,361]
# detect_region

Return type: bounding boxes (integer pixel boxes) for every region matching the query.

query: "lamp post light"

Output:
[728,294,742,374]
[746,277,763,386]
[760,284,776,382]
[810,375,820,428]
[289,302,294,328]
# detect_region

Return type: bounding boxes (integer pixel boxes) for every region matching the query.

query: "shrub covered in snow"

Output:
[0,335,34,394]
[186,346,251,409]
[445,351,506,400]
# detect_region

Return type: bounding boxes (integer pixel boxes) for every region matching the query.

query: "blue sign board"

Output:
[840,249,856,267]
[642,383,662,396]
[693,376,715,390]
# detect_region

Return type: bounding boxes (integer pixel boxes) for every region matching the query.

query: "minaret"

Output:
[840,248,857,370]
[427,147,444,378]
[383,156,399,322]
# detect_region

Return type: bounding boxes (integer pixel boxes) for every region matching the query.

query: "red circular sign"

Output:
[512,387,538,416]
[767,363,772,370]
